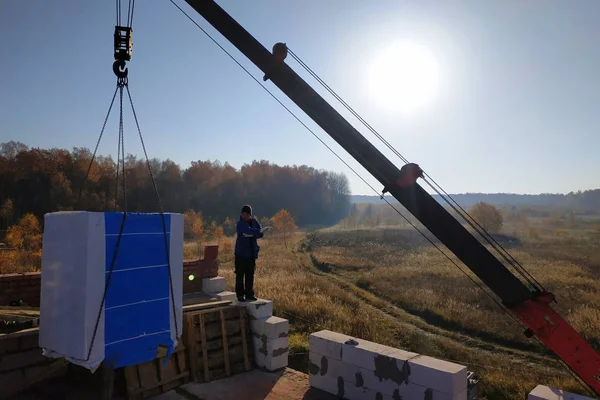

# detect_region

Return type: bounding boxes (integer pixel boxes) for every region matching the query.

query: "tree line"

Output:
[0,141,351,232]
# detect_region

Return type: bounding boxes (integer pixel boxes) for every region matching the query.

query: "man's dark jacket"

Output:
[234,217,263,259]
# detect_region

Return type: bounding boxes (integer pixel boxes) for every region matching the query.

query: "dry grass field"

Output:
[185,216,600,399]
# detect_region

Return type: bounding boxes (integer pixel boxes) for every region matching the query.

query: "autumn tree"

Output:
[6,214,42,252]
[222,217,236,236]
[0,199,13,229]
[272,209,297,249]
[469,202,503,234]
[183,209,204,241]
[0,141,357,227]
[5,213,43,271]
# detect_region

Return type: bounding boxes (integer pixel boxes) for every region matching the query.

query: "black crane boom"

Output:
[182,0,600,395]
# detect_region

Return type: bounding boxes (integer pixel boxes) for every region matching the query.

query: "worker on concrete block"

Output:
[234,205,264,302]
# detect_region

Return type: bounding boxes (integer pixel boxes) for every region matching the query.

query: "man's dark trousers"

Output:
[235,254,256,298]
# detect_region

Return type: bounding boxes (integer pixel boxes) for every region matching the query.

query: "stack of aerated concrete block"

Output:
[201,277,290,371]
[237,299,290,371]
[309,330,468,400]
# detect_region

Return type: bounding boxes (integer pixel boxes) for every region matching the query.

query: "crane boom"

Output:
[183,0,600,394]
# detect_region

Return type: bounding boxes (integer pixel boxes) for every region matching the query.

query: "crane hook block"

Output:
[113,26,132,79]
[263,42,288,82]
[114,26,133,62]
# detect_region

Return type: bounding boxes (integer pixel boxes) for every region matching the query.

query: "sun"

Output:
[367,41,440,115]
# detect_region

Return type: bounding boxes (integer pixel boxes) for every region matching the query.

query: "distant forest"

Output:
[0,141,351,227]
[352,190,600,214]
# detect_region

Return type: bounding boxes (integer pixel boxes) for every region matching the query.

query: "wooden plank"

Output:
[124,345,190,399]
[239,307,251,371]
[199,314,209,382]
[220,309,230,376]
[182,300,231,313]
[101,364,115,400]
[203,319,242,341]
[185,305,236,318]
[184,314,199,382]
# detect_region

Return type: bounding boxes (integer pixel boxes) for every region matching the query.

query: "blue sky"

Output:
[1,0,599,195]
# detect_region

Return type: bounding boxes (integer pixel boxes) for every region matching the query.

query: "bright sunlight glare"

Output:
[367,41,440,115]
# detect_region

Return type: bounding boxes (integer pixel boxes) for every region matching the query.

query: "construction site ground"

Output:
[152,368,338,400]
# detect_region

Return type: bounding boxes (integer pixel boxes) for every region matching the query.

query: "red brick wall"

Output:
[0,273,41,307]
[0,328,68,399]
[0,245,220,306]
[183,245,219,294]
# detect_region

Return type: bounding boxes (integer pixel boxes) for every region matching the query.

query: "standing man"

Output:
[234,205,264,302]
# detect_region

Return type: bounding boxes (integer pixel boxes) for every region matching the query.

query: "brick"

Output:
[528,385,595,400]
[202,276,226,293]
[237,299,273,320]
[407,355,467,395]
[250,316,289,339]
[309,330,354,361]
[0,369,26,397]
[0,348,46,372]
[0,337,20,355]
[19,332,40,351]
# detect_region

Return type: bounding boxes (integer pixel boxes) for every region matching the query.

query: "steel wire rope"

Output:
[286,48,545,293]
[73,0,180,363]
[167,3,594,395]
[167,0,529,333]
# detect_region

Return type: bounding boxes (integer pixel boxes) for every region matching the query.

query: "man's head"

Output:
[241,205,252,221]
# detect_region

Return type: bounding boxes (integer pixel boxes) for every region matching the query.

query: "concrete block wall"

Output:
[236,299,290,372]
[309,330,468,400]
[528,385,595,400]
[0,273,42,307]
[0,328,68,399]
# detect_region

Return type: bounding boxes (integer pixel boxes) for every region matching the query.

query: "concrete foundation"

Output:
[528,385,595,400]
[308,330,468,400]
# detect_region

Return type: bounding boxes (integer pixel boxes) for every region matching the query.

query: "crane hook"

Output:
[113,59,129,80]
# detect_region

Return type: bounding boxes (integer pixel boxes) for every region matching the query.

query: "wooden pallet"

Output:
[183,305,254,383]
[123,341,190,400]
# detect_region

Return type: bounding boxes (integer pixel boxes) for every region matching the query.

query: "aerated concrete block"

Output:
[202,276,225,293]
[309,330,353,361]
[237,299,273,320]
[213,290,237,302]
[407,355,468,395]
[253,335,289,371]
[253,336,288,357]
[399,382,468,400]
[250,316,289,339]
[528,385,595,400]
[342,339,419,372]
[308,351,359,384]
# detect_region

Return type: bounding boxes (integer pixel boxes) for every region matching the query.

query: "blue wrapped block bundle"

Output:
[39,211,183,372]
